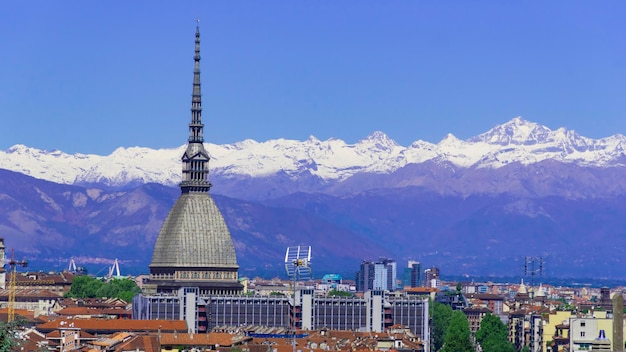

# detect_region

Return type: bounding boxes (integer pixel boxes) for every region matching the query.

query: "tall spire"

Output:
[190,22,202,144]
[180,23,211,193]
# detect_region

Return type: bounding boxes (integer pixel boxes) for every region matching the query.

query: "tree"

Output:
[328,289,352,297]
[475,314,515,352]
[0,323,15,352]
[65,276,104,298]
[432,301,453,351]
[66,276,140,302]
[441,310,474,352]
[0,319,24,352]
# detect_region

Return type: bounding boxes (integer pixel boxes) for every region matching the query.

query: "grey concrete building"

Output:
[133,287,429,343]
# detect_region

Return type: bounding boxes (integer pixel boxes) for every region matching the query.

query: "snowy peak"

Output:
[470,117,554,145]
[439,133,463,145]
[357,131,399,151]
[1,117,625,188]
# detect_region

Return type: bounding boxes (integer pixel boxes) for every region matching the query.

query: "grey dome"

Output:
[150,193,238,268]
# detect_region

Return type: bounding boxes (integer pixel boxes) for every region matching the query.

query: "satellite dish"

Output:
[284,245,312,281]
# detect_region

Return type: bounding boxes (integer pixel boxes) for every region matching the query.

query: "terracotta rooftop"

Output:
[0,308,35,319]
[46,329,96,340]
[404,287,438,294]
[112,334,160,352]
[89,332,133,347]
[18,330,50,352]
[467,293,505,300]
[57,306,132,317]
[160,332,252,346]
[36,318,186,333]
[16,271,75,285]
[57,297,129,308]
[0,288,60,299]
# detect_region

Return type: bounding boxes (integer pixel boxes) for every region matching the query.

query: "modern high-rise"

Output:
[356,260,375,292]
[356,258,397,292]
[424,267,440,288]
[408,260,421,288]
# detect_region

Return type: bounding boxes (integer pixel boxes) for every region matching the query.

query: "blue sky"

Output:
[1,1,625,154]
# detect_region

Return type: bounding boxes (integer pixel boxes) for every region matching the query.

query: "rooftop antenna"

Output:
[285,246,312,284]
[524,256,544,303]
[523,256,544,352]
[284,245,312,352]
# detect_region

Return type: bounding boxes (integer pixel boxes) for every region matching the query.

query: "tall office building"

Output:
[356,260,375,292]
[377,257,397,291]
[424,267,440,288]
[408,260,421,288]
[356,258,397,292]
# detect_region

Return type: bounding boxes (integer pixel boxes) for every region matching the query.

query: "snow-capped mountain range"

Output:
[2,117,625,188]
[3,116,626,278]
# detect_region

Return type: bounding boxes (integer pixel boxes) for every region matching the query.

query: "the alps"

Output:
[2,117,626,279]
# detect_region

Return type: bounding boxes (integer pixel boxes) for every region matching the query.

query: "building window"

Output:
[581,331,585,337]
[580,322,586,327]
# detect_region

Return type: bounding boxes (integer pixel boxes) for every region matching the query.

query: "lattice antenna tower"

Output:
[284,246,312,352]
[523,256,544,308]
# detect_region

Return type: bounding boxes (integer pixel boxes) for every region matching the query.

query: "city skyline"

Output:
[1,1,625,154]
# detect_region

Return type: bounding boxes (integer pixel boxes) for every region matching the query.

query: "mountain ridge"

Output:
[2,117,625,193]
[3,117,626,279]
[3,167,626,279]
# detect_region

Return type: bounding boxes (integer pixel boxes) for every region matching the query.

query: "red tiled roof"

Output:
[113,334,160,352]
[0,288,60,298]
[57,307,131,316]
[17,271,75,284]
[45,329,96,339]
[160,332,252,346]
[57,297,128,308]
[468,293,505,300]
[404,287,438,293]
[36,318,186,333]
[0,308,34,318]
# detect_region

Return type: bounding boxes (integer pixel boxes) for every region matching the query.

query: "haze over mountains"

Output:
[1,117,626,279]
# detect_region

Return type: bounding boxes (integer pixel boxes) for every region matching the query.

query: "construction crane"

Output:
[7,250,28,322]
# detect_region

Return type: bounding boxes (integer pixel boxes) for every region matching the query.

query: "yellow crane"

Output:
[7,250,28,322]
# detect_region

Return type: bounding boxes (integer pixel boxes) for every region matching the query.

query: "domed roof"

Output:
[150,193,238,268]
[518,279,527,294]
